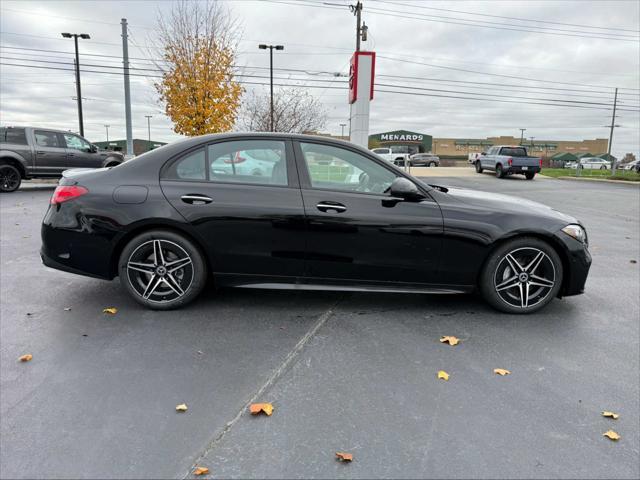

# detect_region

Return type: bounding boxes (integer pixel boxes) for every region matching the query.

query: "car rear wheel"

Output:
[525,172,535,180]
[429,161,436,167]
[475,161,483,173]
[479,237,563,314]
[119,230,207,310]
[496,164,505,178]
[600,165,606,170]
[0,164,22,192]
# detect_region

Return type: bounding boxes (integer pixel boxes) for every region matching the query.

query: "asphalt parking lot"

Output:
[1,173,638,479]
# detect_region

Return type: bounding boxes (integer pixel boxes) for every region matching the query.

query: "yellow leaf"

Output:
[193,466,209,476]
[494,368,511,376]
[603,430,620,441]
[437,370,450,381]
[102,307,118,315]
[602,411,620,420]
[336,452,353,462]
[439,336,460,346]
[249,403,273,416]
[19,354,33,362]
[175,403,188,412]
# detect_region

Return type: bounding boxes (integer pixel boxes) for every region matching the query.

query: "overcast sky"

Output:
[1,0,638,158]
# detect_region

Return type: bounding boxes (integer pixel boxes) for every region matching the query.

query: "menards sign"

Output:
[369,130,432,150]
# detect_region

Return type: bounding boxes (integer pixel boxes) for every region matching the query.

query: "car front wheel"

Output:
[479,237,563,314]
[475,162,483,173]
[119,229,207,310]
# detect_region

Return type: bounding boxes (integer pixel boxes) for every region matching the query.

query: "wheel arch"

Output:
[476,231,571,298]
[0,156,27,178]
[109,220,212,279]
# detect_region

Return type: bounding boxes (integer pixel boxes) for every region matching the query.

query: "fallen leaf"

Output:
[631,260,637,264]
[336,452,353,462]
[102,307,118,314]
[439,335,460,346]
[19,354,33,362]
[437,370,450,381]
[603,430,620,441]
[494,368,511,376]
[249,403,273,416]
[602,411,620,420]
[193,466,209,476]
[175,403,188,412]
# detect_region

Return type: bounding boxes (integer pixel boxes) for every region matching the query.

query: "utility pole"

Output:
[258,44,284,132]
[62,32,90,137]
[608,87,618,174]
[145,115,152,151]
[104,124,110,142]
[340,123,347,137]
[530,137,535,147]
[121,19,133,157]
[519,128,526,145]
[351,1,364,51]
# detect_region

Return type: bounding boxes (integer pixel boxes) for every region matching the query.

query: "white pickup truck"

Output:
[371,147,411,166]
[474,145,541,180]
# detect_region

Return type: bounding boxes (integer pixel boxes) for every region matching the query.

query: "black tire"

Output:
[0,164,22,192]
[600,165,606,170]
[479,237,563,314]
[429,161,436,167]
[475,161,483,173]
[118,229,207,310]
[525,172,535,180]
[496,164,505,178]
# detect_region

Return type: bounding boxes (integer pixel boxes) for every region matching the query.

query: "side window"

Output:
[64,134,90,151]
[208,140,288,186]
[164,148,206,180]
[34,130,60,148]
[372,148,388,154]
[300,142,397,194]
[0,127,28,145]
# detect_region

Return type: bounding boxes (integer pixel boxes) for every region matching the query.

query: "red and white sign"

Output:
[349,51,376,104]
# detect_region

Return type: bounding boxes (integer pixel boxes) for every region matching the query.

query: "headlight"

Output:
[562,224,587,245]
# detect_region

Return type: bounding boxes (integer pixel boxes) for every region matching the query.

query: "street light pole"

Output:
[608,87,618,174]
[145,115,152,151]
[519,128,526,145]
[62,32,90,137]
[258,44,284,132]
[104,124,110,142]
[340,123,347,137]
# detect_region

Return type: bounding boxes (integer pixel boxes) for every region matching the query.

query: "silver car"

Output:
[409,153,440,167]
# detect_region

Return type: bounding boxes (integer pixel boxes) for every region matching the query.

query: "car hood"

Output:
[436,186,578,225]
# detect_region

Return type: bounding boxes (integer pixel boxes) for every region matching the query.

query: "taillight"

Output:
[51,185,88,205]
[224,152,246,164]
[507,157,513,166]
[539,158,543,167]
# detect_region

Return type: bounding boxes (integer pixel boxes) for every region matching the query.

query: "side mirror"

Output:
[90,144,98,153]
[481,152,487,156]
[389,177,425,201]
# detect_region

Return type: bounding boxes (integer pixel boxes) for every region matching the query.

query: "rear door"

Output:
[294,140,443,286]
[62,133,102,168]
[159,138,307,280]
[32,130,69,176]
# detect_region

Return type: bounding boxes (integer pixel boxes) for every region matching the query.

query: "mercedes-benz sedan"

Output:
[41,133,591,313]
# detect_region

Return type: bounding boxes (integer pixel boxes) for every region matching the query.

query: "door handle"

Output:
[36,151,45,154]
[316,202,346,213]
[181,194,213,205]
[67,153,75,157]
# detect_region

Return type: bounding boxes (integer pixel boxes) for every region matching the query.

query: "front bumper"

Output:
[554,232,592,297]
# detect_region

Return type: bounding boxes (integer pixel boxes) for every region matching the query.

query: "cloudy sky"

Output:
[1,0,638,157]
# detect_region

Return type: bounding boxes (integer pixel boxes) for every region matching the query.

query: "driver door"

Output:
[63,133,102,168]
[294,140,443,286]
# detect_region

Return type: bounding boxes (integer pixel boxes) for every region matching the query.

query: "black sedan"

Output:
[41,133,591,313]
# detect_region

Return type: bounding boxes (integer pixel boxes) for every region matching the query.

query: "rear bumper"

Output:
[506,166,541,174]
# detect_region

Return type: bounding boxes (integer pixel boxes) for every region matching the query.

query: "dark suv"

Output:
[0,126,125,192]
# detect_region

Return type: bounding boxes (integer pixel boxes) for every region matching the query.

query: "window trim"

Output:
[160,137,298,189]
[62,133,91,151]
[33,129,63,149]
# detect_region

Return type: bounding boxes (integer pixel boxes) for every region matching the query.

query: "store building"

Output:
[368,130,432,155]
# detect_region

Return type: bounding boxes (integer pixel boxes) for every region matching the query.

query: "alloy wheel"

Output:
[126,239,194,303]
[494,247,556,309]
[0,166,20,192]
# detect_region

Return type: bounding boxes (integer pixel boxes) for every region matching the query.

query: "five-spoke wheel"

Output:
[0,164,22,193]
[480,237,563,313]
[119,230,206,309]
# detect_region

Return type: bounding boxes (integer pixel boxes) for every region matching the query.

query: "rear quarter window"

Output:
[0,127,28,145]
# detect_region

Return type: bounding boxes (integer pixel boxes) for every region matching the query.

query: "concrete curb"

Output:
[541,175,640,186]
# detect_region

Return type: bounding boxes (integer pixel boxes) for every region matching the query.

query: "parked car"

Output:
[564,161,577,169]
[572,157,611,170]
[209,148,281,178]
[371,147,411,166]
[409,153,440,167]
[474,145,541,180]
[41,133,591,314]
[0,126,124,192]
[622,159,639,171]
